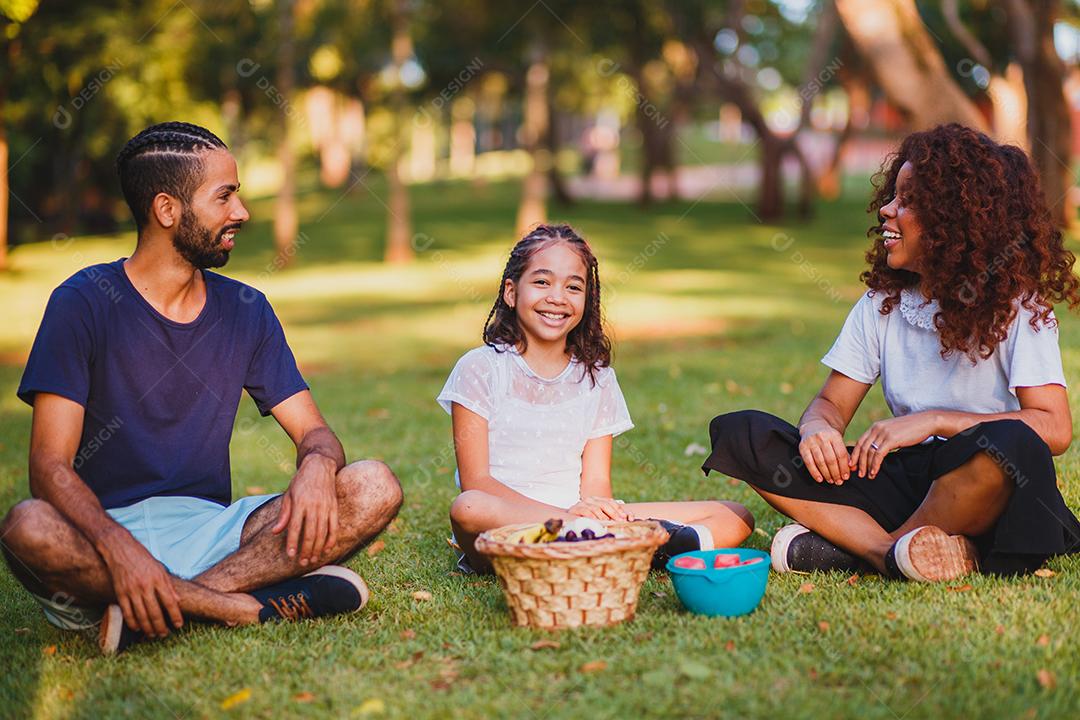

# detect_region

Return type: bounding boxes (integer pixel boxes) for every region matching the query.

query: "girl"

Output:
[439,224,754,573]
[705,124,1080,581]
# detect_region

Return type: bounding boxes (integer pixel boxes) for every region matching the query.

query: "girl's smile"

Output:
[504,241,587,347]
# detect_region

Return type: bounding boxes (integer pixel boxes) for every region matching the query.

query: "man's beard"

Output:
[173,209,234,269]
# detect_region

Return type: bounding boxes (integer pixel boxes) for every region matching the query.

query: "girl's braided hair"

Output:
[483,223,611,385]
[116,122,227,231]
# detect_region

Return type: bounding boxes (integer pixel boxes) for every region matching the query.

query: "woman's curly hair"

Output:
[483,223,611,384]
[863,123,1080,360]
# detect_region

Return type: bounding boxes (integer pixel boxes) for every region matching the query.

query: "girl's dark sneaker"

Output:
[885,526,979,582]
[651,519,715,569]
[252,565,370,622]
[770,523,862,574]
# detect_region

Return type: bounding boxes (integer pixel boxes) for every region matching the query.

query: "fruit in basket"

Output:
[673,556,707,570]
[506,518,564,544]
[714,554,740,569]
[558,517,606,541]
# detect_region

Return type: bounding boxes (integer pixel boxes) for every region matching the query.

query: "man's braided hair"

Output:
[116,122,227,231]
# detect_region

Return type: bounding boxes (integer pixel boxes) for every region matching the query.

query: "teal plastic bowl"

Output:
[666,548,769,617]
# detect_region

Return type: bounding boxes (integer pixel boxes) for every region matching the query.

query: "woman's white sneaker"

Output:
[886,526,979,582]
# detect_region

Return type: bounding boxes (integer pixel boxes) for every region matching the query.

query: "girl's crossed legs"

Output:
[450,490,754,574]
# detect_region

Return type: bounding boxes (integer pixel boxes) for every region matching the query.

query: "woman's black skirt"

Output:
[703,410,1080,575]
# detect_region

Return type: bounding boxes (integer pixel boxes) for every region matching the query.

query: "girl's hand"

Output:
[850,413,938,479]
[568,496,633,521]
[798,421,851,485]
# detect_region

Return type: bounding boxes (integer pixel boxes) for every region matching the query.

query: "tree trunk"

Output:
[384,0,414,263]
[834,0,988,132]
[515,44,549,236]
[547,104,573,206]
[1005,0,1073,227]
[0,118,8,271]
[273,0,298,266]
[941,0,1028,148]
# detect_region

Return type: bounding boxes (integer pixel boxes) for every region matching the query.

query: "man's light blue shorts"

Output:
[33,493,278,630]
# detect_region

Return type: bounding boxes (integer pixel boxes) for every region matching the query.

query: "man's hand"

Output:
[567,496,633,522]
[798,420,851,485]
[97,526,182,638]
[272,453,339,566]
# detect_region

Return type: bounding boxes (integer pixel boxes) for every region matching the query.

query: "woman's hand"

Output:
[567,496,634,521]
[850,412,938,479]
[798,420,852,485]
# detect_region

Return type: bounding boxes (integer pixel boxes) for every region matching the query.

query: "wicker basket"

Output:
[474,520,668,630]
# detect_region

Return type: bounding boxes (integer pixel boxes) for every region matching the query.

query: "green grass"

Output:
[1,177,1079,719]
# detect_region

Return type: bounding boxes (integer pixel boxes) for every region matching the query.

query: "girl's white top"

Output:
[823,289,1066,420]
[438,344,634,509]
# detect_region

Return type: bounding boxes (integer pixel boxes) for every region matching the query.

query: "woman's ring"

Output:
[870,442,880,451]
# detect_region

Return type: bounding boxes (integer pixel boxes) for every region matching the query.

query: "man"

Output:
[0,122,402,654]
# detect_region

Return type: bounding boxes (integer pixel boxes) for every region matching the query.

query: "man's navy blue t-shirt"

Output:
[17,259,308,510]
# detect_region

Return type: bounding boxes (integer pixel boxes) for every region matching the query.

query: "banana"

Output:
[505,518,564,544]
[506,523,546,544]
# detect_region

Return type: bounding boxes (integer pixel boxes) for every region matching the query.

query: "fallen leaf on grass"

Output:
[354,698,386,716]
[530,640,561,651]
[1037,669,1056,690]
[947,584,972,592]
[245,486,266,496]
[885,611,898,621]
[817,621,830,633]
[430,658,459,690]
[807,667,819,680]
[995,625,1005,636]
[220,688,252,710]
[366,540,386,557]
[724,640,736,652]
[366,408,390,419]
[780,382,794,395]
[1034,568,1056,578]
[579,660,608,673]
[387,519,401,535]
[846,574,859,586]
[394,651,424,670]
[14,627,29,635]
[293,692,315,703]
[651,591,666,599]
[412,590,432,601]
[753,527,769,537]
[1036,634,1050,647]
[728,478,740,486]
[42,645,57,656]
[799,583,815,594]
[400,629,416,640]
[635,632,655,642]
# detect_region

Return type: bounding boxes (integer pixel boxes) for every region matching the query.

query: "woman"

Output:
[704,124,1080,581]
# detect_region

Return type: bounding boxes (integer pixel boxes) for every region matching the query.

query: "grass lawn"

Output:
[1,177,1078,719]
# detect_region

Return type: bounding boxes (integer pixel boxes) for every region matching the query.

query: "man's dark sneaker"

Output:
[770,523,862,574]
[252,565,370,623]
[651,519,715,570]
[884,526,979,582]
[98,604,142,656]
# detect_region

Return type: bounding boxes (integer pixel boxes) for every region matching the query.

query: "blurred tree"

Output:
[274,0,300,265]
[834,0,988,131]
[383,0,415,263]
[0,0,42,270]
[1003,0,1073,227]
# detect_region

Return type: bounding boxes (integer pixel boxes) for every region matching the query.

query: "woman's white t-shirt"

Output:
[822,289,1066,418]
[437,345,634,509]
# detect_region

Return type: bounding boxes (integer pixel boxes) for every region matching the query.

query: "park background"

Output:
[2,0,1080,717]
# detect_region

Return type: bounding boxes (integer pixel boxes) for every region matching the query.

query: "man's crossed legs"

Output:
[0,460,402,652]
